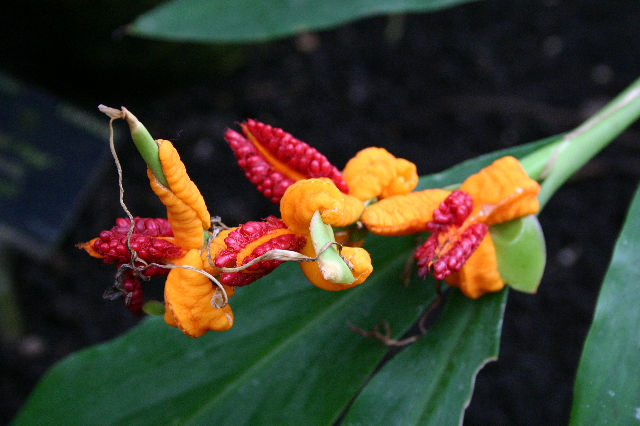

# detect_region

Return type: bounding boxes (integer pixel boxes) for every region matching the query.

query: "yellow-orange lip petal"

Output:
[298,240,372,291]
[164,249,233,337]
[445,233,505,299]
[361,189,450,236]
[461,156,540,225]
[343,147,418,201]
[280,178,364,235]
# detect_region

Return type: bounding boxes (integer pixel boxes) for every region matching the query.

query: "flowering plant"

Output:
[14,78,640,425]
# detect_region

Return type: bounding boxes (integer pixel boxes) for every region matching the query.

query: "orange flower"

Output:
[342,147,418,201]
[362,156,540,298]
[146,139,235,336]
[279,178,373,290]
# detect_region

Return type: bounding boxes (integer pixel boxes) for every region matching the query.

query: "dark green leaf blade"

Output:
[14,235,434,425]
[570,183,640,424]
[343,289,507,425]
[127,0,479,43]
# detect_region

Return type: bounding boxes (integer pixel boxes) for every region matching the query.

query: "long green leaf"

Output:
[13,139,554,425]
[15,236,432,425]
[343,289,507,425]
[127,0,478,43]
[570,183,640,424]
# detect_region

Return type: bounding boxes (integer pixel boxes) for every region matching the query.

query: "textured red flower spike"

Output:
[225,119,348,203]
[415,191,488,280]
[92,231,184,265]
[430,190,473,228]
[84,217,184,277]
[121,271,144,314]
[214,216,306,286]
[111,217,174,237]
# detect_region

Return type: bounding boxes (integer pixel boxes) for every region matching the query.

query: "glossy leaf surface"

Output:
[343,288,507,425]
[570,183,640,425]
[127,0,478,43]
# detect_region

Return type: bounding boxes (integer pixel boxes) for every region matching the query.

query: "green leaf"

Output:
[14,137,554,425]
[491,215,546,293]
[343,289,507,425]
[15,236,434,425]
[570,183,640,424]
[127,0,479,43]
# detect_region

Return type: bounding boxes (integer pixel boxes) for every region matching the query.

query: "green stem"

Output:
[520,77,640,207]
[121,107,168,187]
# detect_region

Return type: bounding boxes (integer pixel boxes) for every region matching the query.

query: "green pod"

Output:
[122,107,168,187]
[309,211,355,284]
[490,214,546,293]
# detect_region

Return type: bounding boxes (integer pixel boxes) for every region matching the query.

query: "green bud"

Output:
[490,214,546,293]
[309,211,355,284]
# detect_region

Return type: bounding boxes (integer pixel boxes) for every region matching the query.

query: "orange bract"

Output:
[280,178,364,234]
[361,189,450,236]
[164,249,234,337]
[157,140,211,229]
[298,240,372,291]
[148,168,204,250]
[201,228,234,276]
[445,235,504,299]
[461,156,540,226]
[342,147,419,201]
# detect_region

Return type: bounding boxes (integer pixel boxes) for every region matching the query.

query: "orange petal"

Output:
[164,249,233,337]
[77,238,102,258]
[148,168,204,250]
[342,147,418,201]
[445,235,505,299]
[280,178,364,235]
[361,189,450,236]
[461,156,540,226]
[298,240,372,291]
[157,140,211,229]
[200,228,234,276]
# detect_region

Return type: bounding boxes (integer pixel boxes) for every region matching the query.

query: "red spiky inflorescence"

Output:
[111,217,174,237]
[415,191,488,280]
[214,216,306,287]
[91,217,184,276]
[121,271,144,314]
[430,190,474,228]
[225,119,348,203]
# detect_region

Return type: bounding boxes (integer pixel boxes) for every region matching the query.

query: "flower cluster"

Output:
[82,110,541,337]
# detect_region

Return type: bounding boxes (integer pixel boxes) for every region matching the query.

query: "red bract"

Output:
[121,271,144,314]
[93,231,184,265]
[415,190,488,280]
[111,217,174,237]
[214,216,306,287]
[225,119,348,203]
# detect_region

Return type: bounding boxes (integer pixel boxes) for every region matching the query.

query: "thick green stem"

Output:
[520,77,640,207]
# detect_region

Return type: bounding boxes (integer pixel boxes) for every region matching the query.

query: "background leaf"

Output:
[14,137,554,425]
[570,183,640,424]
[127,0,479,43]
[343,289,507,425]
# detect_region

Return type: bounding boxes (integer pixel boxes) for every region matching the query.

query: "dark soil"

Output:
[2,0,640,424]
